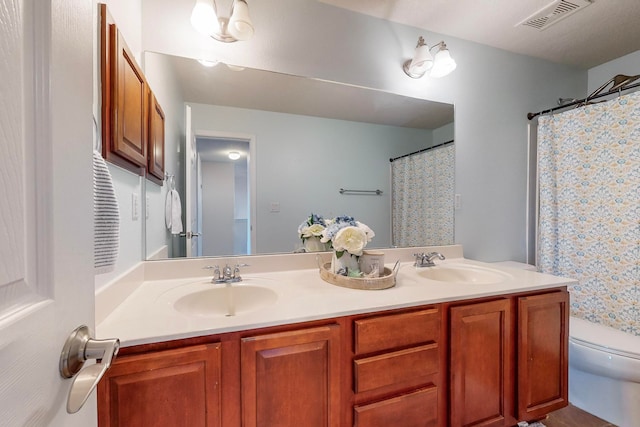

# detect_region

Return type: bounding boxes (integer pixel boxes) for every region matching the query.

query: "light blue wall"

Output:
[588,49,640,93]
[190,103,433,253]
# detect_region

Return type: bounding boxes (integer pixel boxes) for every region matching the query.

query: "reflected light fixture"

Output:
[197,59,219,67]
[228,151,241,160]
[403,36,457,79]
[190,0,254,43]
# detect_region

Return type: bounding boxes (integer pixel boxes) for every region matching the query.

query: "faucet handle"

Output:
[203,265,222,282]
[232,263,250,279]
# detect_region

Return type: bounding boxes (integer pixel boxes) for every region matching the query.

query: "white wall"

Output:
[190,103,433,253]
[142,0,587,262]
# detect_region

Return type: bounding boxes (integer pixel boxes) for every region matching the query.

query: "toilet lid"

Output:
[570,317,640,360]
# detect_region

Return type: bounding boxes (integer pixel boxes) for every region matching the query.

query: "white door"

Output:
[185,105,199,257]
[0,0,99,425]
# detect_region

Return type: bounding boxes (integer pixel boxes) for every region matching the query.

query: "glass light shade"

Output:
[197,59,219,67]
[228,151,241,160]
[228,0,254,41]
[430,48,457,78]
[191,0,219,36]
[403,37,434,79]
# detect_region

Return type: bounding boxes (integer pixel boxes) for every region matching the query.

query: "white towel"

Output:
[93,150,120,274]
[165,189,183,235]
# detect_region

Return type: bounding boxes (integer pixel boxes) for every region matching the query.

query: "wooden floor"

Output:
[544,404,617,427]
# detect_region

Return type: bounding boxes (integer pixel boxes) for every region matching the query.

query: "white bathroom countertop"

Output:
[96,245,577,347]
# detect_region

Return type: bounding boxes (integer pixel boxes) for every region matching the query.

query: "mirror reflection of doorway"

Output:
[195,136,252,256]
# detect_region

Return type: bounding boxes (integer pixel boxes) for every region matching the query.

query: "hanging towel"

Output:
[93,150,120,274]
[165,189,183,235]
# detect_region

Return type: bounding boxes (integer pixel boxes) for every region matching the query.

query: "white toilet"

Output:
[569,316,640,427]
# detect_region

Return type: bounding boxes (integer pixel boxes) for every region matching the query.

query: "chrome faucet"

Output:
[413,252,445,267]
[204,263,248,283]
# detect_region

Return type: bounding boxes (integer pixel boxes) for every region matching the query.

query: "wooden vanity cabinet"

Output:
[97,288,568,427]
[97,343,222,427]
[240,324,341,427]
[351,307,443,427]
[447,289,569,427]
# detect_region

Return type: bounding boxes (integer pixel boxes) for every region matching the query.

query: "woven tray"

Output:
[318,262,396,290]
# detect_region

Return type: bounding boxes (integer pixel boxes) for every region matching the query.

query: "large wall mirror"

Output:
[144,52,454,260]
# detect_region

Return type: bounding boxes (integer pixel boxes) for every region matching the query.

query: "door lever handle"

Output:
[59,325,120,414]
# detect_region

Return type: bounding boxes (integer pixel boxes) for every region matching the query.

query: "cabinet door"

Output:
[147,91,165,183]
[241,324,341,427]
[517,291,569,419]
[450,299,512,427]
[97,343,222,427]
[109,25,148,169]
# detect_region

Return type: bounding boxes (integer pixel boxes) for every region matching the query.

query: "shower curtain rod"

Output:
[527,74,640,120]
[389,140,454,162]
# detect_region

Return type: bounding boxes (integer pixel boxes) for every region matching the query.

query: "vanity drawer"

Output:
[354,343,439,393]
[354,386,438,427]
[354,308,439,355]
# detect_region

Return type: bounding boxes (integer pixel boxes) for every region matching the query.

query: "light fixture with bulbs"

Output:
[228,151,241,160]
[190,0,254,43]
[403,36,457,79]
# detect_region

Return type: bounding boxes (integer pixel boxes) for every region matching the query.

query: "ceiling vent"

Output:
[517,0,593,31]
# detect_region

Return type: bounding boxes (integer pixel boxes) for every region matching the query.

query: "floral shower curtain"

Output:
[537,91,640,335]
[391,144,455,247]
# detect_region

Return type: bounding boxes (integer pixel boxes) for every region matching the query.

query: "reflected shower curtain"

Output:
[537,91,640,335]
[391,144,454,247]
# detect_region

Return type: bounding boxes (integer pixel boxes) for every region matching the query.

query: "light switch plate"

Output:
[270,202,280,213]
[132,193,139,220]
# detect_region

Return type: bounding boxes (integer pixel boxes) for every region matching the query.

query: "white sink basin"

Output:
[417,263,511,284]
[174,285,278,317]
[157,278,279,317]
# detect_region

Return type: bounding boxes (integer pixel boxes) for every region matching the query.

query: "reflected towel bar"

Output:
[339,188,383,195]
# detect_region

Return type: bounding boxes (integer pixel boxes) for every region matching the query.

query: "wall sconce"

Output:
[228,151,241,160]
[191,0,254,43]
[403,36,457,79]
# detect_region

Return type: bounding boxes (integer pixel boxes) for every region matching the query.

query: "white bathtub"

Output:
[569,316,640,427]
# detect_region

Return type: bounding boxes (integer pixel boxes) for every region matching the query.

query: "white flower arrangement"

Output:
[319,215,375,276]
[320,215,375,256]
[298,214,375,274]
[298,213,327,242]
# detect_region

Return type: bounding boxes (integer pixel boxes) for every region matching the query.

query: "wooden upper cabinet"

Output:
[517,291,569,419]
[449,298,513,427]
[100,3,164,179]
[97,343,222,427]
[111,27,148,168]
[241,324,341,427]
[147,91,165,184]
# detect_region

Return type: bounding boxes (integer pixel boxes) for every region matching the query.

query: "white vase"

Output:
[303,236,328,252]
[331,251,360,275]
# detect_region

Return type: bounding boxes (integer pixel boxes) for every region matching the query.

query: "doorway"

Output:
[194,134,255,256]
